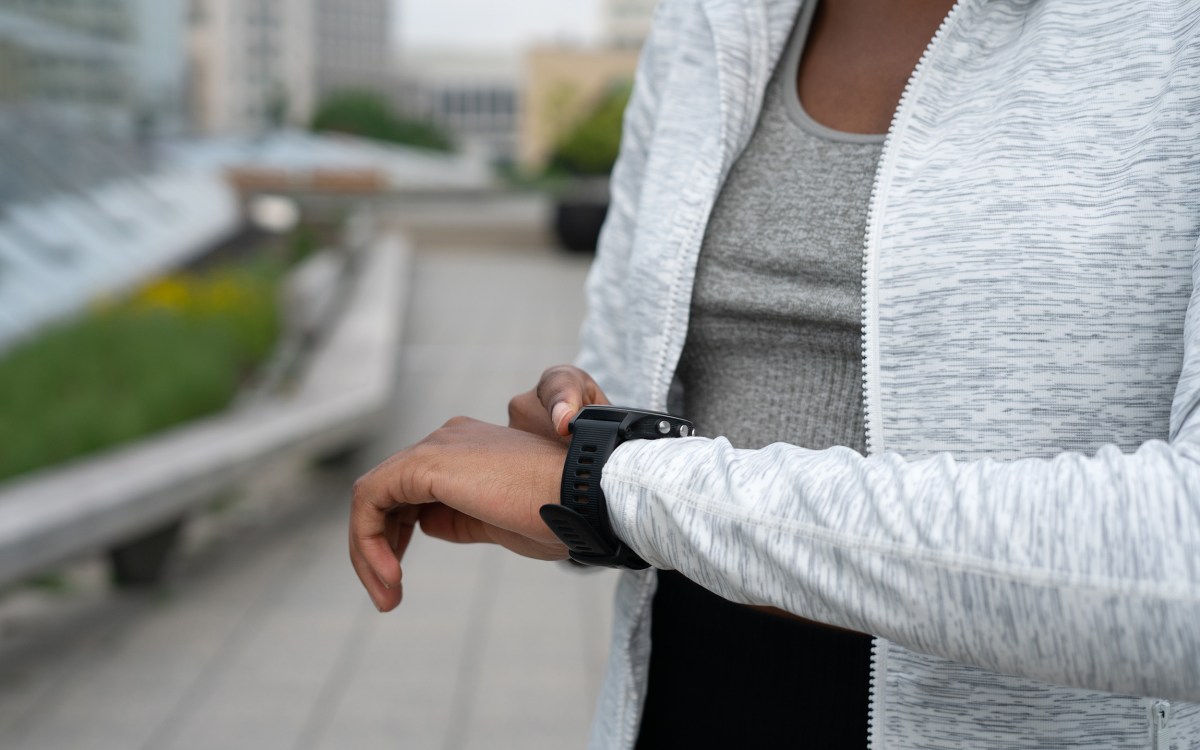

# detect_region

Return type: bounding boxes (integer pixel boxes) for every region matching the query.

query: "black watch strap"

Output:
[540,406,692,569]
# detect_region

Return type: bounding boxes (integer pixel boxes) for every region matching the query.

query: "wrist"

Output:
[540,406,692,569]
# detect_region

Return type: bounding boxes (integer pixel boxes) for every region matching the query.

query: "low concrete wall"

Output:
[0,231,411,588]
[291,189,556,249]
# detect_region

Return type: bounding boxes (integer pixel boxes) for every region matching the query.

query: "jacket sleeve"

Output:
[573,1,682,406]
[601,239,1200,703]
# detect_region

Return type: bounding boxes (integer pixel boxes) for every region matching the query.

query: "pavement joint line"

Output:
[1,587,156,748]
[291,599,380,750]
[0,462,352,748]
[441,548,504,750]
[138,521,331,750]
[0,229,605,750]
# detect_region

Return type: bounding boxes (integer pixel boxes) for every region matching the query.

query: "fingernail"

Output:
[552,402,570,431]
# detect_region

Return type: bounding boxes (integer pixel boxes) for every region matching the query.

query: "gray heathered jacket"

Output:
[575,0,1200,747]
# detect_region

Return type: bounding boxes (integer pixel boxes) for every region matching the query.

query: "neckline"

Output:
[783,0,888,145]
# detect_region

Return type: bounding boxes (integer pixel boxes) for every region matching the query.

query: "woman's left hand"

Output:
[348,417,568,612]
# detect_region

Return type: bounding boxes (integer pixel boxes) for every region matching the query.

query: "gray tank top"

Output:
[677,0,884,453]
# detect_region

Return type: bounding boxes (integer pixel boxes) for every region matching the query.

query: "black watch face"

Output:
[573,405,673,422]
[571,405,693,439]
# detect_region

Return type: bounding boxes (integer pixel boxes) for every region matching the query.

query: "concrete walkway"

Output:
[0,237,617,750]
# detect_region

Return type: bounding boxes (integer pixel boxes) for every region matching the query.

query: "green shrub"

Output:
[0,261,283,483]
[548,83,632,177]
[311,90,454,152]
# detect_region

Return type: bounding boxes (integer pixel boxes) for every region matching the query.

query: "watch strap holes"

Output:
[575,469,591,478]
[575,482,589,492]
[579,457,593,465]
[575,495,589,504]
[581,445,597,453]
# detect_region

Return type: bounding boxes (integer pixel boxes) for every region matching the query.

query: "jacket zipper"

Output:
[1151,700,1170,750]
[860,1,972,748]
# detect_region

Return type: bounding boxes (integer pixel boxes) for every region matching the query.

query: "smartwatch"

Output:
[539,406,693,569]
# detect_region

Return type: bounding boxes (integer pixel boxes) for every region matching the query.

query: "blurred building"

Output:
[397,51,520,164]
[515,1,654,171]
[0,0,190,138]
[0,110,239,350]
[0,0,136,134]
[604,0,657,49]
[519,46,639,170]
[129,0,190,136]
[189,0,317,135]
[0,0,236,353]
[314,0,391,100]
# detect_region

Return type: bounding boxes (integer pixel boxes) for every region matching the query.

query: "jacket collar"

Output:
[700,0,805,174]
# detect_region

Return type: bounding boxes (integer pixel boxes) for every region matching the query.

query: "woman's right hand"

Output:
[511,366,854,630]
[507,365,611,441]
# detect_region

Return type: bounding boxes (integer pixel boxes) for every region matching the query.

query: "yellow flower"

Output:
[135,277,191,312]
[201,276,249,314]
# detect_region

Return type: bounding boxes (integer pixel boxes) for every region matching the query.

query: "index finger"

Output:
[349,472,418,593]
[535,365,611,436]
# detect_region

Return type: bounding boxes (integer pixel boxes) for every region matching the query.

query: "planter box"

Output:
[552,177,610,253]
[0,232,411,589]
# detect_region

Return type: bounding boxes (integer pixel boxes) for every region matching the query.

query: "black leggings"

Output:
[634,570,873,750]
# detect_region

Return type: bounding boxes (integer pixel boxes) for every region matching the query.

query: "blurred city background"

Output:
[0,1,655,747]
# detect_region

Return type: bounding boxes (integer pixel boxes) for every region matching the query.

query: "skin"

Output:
[799,0,959,134]
[349,0,961,614]
[348,367,599,612]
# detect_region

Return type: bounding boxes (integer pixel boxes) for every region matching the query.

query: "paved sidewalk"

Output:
[0,239,616,750]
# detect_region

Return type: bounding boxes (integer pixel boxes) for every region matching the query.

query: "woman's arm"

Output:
[601,259,1200,701]
[575,0,1200,700]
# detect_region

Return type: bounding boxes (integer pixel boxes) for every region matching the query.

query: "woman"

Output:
[349,0,1200,747]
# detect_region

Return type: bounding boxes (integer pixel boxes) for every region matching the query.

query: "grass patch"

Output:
[24,570,71,594]
[0,259,283,483]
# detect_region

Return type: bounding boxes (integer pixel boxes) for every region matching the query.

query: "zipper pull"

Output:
[1150,699,1170,750]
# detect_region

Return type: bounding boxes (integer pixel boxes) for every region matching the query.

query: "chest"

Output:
[797,0,958,135]
[621,0,1200,430]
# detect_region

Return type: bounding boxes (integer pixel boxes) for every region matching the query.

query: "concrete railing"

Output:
[0,230,411,587]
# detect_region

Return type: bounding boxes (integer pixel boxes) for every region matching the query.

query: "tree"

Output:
[311,91,453,152]
[548,82,632,177]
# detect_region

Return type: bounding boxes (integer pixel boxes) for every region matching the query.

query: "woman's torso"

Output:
[637,1,895,745]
